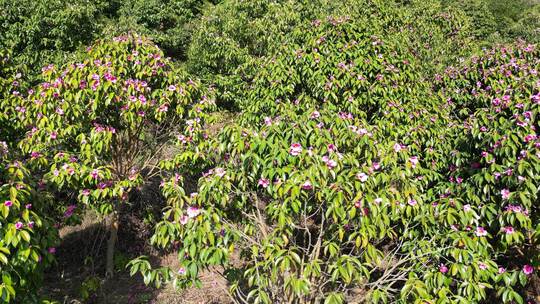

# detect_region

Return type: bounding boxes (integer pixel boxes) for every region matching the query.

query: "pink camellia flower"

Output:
[90,169,99,179]
[158,104,169,112]
[372,162,380,170]
[354,201,361,208]
[503,226,515,234]
[82,189,91,196]
[64,205,76,218]
[498,267,506,274]
[301,181,313,190]
[4,200,12,207]
[408,199,417,206]
[180,215,189,225]
[475,226,488,237]
[178,267,186,275]
[214,167,226,177]
[356,172,369,182]
[168,85,176,92]
[258,178,270,188]
[28,221,34,229]
[327,144,337,153]
[478,262,488,270]
[393,143,402,152]
[15,222,23,230]
[523,264,534,275]
[439,264,448,273]
[48,247,56,254]
[50,132,58,139]
[409,156,419,168]
[326,159,337,169]
[501,189,510,200]
[289,143,303,156]
[186,206,201,218]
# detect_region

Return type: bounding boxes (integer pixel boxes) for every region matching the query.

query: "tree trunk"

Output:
[105,210,119,278]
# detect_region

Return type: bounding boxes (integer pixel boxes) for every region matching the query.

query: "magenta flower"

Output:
[439,264,448,273]
[409,156,419,168]
[25,204,32,209]
[475,227,488,237]
[64,205,76,218]
[214,168,226,177]
[180,215,189,225]
[408,199,417,206]
[15,222,23,230]
[301,181,313,190]
[356,172,368,182]
[289,143,303,156]
[258,178,270,188]
[523,264,534,275]
[178,267,186,275]
[327,144,337,153]
[48,247,56,254]
[498,267,506,274]
[186,206,201,218]
[372,162,380,170]
[478,262,488,270]
[501,189,510,200]
[4,200,12,207]
[326,159,337,169]
[393,143,402,152]
[310,111,320,119]
[90,169,99,179]
[503,226,515,234]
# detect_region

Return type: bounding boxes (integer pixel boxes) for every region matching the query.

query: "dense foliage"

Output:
[1,0,540,303]
[131,3,539,303]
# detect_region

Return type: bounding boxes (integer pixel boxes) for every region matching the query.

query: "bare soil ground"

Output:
[40,210,230,304]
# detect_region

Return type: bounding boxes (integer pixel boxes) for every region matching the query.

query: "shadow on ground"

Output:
[39,182,230,303]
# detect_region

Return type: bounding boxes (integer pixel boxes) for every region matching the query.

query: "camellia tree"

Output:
[12,33,215,277]
[0,51,60,303]
[131,5,467,303]
[432,41,540,303]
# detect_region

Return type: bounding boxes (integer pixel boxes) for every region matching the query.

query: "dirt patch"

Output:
[40,211,230,304]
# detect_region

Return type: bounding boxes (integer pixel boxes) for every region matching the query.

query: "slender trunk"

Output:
[105,209,119,278]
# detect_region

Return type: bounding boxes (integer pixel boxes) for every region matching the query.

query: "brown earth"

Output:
[40,210,231,304]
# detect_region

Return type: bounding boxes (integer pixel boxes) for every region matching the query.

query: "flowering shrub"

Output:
[432,41,540,303]
[12,33,214,276]
[133,6,540,302]
[0,158,59,303]
[133,13,464,303]
[0,52,59,303]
